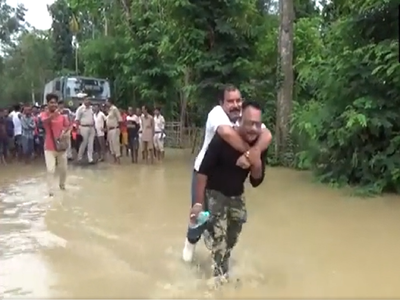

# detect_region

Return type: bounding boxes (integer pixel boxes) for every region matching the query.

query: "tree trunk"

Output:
[179,68,190,148]
[275,0,294,164]
[31,81,35,104]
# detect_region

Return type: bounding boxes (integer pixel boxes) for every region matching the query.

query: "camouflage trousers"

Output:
[206,189,246,276]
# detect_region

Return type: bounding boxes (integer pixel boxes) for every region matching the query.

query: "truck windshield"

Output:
[65,77,110,99]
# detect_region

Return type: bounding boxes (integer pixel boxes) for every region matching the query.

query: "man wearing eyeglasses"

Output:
[182,84,272,263]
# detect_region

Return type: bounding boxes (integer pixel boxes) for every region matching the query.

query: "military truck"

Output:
[43,76,111,109]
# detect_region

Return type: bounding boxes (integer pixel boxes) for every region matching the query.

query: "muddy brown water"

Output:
[1,150,400,298]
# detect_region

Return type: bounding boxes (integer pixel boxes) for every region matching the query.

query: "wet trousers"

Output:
[78,126,95,162]
[186,171,247,244]
[206,189,246,276]
[107,128,121,157]
[44,150,67,194]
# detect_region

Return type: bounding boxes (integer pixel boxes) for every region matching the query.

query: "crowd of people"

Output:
[0,84,273,287]
[182,84,272,287]
[0,95,166,167]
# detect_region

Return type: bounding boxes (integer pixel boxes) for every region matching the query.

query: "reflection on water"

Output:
[0,177,65,297]
[1,150,400,298]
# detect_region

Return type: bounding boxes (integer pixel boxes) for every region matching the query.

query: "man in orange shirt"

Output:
[119,109,129,156]
[41,93,70,196]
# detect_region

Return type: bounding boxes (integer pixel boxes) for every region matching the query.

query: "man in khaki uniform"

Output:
[75,98,95,164]
[105,98,122,163]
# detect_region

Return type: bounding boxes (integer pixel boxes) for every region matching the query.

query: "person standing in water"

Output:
[41,93,70,196]
[105,98,122,163]
[58,101,74,160]
[126,107,140,163]
[153,108,165,161]
[20,105,35,164]
[192,101,266,284]
[138,107,145,160]
[140,105,155,164]
[119,109,129,157]
[0,109,9,164]
[182,84,272,263]
[75,98,96,164]
[9,104,22,160]
[93,104,107,161]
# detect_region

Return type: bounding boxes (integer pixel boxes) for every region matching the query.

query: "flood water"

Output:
[1,149,400,298]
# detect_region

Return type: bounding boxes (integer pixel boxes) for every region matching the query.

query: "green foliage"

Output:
[0,0,25,46]
[48,0,75,72]
[0,29,54,105]
[1,0,399,195]
[292,0,400,194]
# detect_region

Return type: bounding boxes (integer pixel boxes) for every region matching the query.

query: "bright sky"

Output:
[8,0,54,30]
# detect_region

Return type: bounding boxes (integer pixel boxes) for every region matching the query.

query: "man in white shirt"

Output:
[93,104,107,161]
[182,84,272,263]
[136,107,144,160]
[153,108,165,161]
[9,104,22,159]
[75,98,96,164]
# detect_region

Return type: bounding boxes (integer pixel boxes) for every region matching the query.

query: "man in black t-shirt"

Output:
[192,101,266,283]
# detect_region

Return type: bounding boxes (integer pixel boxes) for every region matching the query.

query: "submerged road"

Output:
[1,150,400,298]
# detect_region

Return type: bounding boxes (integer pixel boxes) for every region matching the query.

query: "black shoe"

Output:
[59,184,65,190]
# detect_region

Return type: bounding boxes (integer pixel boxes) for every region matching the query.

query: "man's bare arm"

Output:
[253,127,272,152]
[217,125,249,152]
[249,150,267,187]
[217,125,272,153]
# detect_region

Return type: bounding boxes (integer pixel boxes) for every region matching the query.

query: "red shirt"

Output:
[120,113,128,133]
[40,112,69,151]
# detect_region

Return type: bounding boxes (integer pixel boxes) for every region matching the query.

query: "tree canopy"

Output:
[0,0,398,194]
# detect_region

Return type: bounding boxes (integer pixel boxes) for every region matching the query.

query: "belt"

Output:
[80,124,94,127]
[155,131,162,134]
[108,126,119,130]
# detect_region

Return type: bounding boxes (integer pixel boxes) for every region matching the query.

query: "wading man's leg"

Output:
[183,171,211,262]
[77,127,89,162]
[222,195,246,277]
[111,129,121,163]
[56,151,68,190]
[133,137,139,163]
[207,190,229,280]
[86,127,95,163]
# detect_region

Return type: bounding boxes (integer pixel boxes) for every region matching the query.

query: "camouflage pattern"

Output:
[206,189,246,277]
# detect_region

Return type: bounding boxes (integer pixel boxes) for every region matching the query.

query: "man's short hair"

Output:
[242,100,263,113]
[58,100,64,105]
[218,84,239,102]
[46,93,59,102]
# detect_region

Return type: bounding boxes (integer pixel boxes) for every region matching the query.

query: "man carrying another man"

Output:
[191,101,267,284]
[182,84,272,262]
